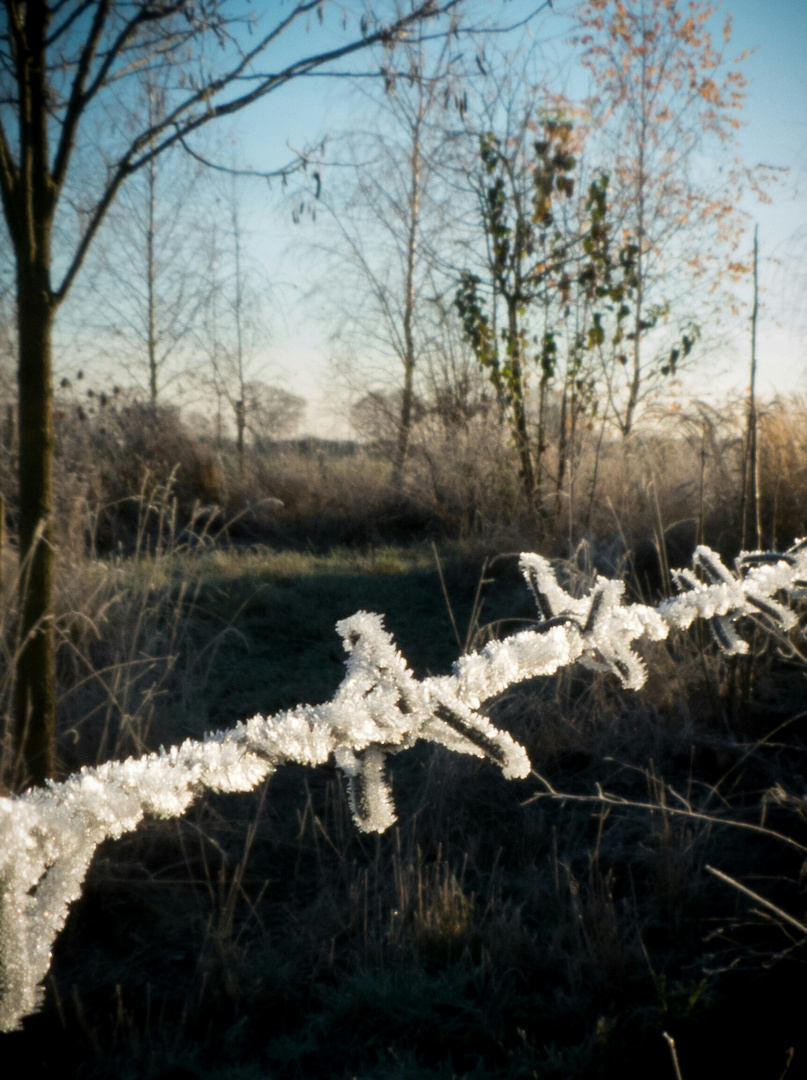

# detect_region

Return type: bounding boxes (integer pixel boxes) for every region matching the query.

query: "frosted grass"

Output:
[1,543,804,1032]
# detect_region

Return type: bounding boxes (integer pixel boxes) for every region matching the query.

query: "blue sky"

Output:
[200,0,807,435]
[718,0,807,395]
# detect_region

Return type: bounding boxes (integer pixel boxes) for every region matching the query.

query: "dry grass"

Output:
[4,392,806,563]
[1,395,807,1076]
[758,396,807,551]
[0,479,237,786]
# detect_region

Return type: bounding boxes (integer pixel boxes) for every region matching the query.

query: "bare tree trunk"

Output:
[535,300,552,504]
[623,118,646,440]
[567,382,580,548]
[393,349,415,490]
[536,376,547,495]
[555,381,569,521]
[392,129,421,490]
[232,199,246,476]
[507,300,535,507]
[624,262,642,438]
[741,225,761,550]
[11,0,58,788]
[215,388,223,449]
[235,398,245,467]
[15,266,56,787]
[391,85,427,492]
[146,155,158,405]
[584,412,609,536]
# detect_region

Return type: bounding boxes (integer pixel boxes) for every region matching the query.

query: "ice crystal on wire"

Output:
[1,541,805,1033]
[663,542,806,654]
[517,555,667,690]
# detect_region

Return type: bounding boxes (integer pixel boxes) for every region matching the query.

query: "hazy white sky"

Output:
[153,0,807,436]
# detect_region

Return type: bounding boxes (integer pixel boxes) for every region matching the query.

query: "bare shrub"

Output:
[407,412,527,543]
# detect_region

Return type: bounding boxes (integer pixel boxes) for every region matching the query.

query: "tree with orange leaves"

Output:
[572,0,760,436]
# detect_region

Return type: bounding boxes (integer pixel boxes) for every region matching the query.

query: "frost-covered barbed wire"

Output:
[1,541,805,1032]
[661,542,807,653]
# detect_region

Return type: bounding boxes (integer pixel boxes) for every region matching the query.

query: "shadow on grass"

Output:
[169,547,534,736]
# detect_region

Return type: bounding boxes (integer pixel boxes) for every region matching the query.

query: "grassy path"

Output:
[171,545,532,739]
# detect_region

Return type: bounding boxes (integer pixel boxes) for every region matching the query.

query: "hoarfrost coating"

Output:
[1,543,805,1032]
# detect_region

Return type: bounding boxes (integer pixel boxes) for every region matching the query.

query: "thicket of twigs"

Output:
[2,391,805,559]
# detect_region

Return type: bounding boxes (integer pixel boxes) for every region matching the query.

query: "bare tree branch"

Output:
[50,0,113,193]
[52,0,465,303]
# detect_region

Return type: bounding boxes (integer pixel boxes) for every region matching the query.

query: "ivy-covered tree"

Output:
[456,115,624,516]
